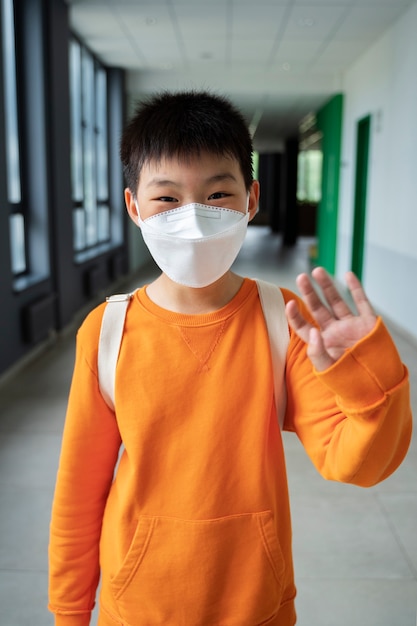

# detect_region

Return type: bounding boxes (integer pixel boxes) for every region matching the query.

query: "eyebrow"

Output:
[146,178,178,188]
[146,172,238,189]
[207,173,238,184]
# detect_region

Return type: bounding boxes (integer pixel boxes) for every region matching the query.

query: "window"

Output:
[298,113,323,204]
[70,38,110,254]
[1,0,26,274]
[297,150,323,203]
[252,151,259,180]
[95,67,110,242]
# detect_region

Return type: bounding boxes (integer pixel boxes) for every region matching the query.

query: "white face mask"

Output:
[136,202,249,288]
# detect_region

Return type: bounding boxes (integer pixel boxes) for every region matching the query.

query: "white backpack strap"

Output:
[255,279,290,430]
[98,293,133,411]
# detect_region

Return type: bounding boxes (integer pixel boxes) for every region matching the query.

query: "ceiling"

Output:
[66,0,414,151]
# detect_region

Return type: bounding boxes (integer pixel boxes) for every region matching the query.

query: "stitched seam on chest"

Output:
[178,320,228,372]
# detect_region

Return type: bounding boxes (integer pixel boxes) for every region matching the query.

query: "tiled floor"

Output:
[0,226,416,626]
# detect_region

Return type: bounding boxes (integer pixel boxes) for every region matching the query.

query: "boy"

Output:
[48,91,412,626]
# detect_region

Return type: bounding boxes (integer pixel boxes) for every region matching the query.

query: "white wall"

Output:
[337,0,417,339]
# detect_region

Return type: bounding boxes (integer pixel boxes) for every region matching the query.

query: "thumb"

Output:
[307,327,335,372]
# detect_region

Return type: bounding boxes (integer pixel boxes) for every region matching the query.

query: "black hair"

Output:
[120,90,254,194]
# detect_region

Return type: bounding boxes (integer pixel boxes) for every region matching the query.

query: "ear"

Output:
[125,188,140,225]
[248,180,260,222]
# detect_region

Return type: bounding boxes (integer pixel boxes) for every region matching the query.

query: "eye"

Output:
[208,192,229,200]
[157,196,178,202]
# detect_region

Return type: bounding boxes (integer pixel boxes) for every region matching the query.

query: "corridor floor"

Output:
[0,226,416,626]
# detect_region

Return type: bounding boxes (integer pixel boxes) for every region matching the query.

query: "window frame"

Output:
[69,35,111,257]
[1,0,28,277]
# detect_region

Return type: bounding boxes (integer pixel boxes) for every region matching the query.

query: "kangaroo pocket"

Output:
[108,510,285,626]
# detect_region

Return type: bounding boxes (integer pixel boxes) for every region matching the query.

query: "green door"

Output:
[351,115,371,280]
[316,94,344,274]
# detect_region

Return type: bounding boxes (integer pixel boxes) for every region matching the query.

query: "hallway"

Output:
[0,226,416,626]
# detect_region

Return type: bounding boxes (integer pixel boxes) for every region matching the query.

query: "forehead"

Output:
[139,152,244,185]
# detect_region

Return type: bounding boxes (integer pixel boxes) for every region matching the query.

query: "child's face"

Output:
[125,152,259,223]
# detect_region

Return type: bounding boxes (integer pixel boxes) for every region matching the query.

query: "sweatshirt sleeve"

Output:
[48,305,122,625]
[282,290,412,487]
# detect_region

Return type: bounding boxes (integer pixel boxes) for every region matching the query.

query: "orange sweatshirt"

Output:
[48,278,412,626]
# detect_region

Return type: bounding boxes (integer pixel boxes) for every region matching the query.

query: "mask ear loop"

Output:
[134,200,144,226]
[247,191,259,217]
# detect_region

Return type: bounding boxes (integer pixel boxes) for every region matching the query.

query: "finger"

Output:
[286,302,336,371]
[306,327,335,372]
[285,300,313,344]
[311,267,353,320]
[345,271,376,316]
[295,272,334,328]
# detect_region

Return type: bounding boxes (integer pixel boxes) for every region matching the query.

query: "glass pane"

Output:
[97,205,110,242]
[297,152,306,202]
[2,0,22,203]
[96,67,108,201]
[306,150,323,203]
[73,208,86,251]
[252,151,259,180]
[82,48,97,247]
[69,40,84,202]
[9,213,26,273]
[297,151,323,203]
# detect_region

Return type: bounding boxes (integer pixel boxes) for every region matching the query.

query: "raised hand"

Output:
[285,267,377,371]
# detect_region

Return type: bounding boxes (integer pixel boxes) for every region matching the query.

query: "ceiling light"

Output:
[298,17,315,27]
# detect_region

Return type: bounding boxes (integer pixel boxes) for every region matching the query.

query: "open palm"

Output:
[286,267,377,371]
